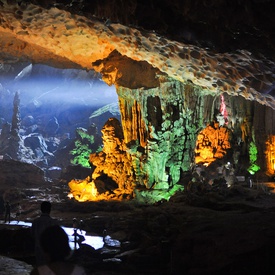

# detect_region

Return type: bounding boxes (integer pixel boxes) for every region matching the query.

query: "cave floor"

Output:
[1,183,275,274]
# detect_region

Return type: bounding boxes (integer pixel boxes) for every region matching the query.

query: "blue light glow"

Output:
[7,64,118,107]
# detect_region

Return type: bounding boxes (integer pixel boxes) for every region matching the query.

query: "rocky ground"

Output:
[1,182,275,275]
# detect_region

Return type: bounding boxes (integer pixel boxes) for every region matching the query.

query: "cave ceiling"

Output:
[0,0,274,108]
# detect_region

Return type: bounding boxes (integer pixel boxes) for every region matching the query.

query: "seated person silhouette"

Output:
[30,225,86,275]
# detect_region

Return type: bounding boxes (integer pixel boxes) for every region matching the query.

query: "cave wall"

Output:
[116,78,275,189]
[253,103,275,176]
[118,78,216,189]
[0,1,275,199]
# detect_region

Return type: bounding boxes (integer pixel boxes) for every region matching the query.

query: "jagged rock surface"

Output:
[0,1,274,108]
[0,1,275,196]
[0,159,47,189]
[90,118,135,199]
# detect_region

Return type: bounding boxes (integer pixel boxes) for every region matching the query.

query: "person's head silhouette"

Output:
[40,225,71,262]
[40,201,51,214]
[30,225,86,274]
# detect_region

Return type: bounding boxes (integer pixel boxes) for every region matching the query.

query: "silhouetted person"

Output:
[4,201,11,223]
[72,218,85,249]
[30,225,86,275]
[31,201,58,266]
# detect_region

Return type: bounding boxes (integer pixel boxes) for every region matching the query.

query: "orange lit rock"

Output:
[69,118,135,201]
[119,96,148,147]
[90,118,135,197]
[0,2,274,108]
[265,135,275,176]
[195,122,232,165]
[92,50,161,89]
[68,176,98,202]
[1,1,275,196]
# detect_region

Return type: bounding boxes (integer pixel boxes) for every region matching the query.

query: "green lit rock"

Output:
[247,141,260,175]
[70,128,97,168]
[118,78,212,195]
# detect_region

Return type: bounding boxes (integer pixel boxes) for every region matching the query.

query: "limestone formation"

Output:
[90,117,135,198]
[69,118,135,201]
[0,2,274,108]
[0,1,275,201]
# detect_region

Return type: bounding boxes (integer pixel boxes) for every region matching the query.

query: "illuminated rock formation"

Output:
[90,117,135,198]
[266,135,275,176]
[0,1,275,201]
[117,80,203,189]
[0,2,274,107]
[69,117,135,201]
[195,123,231,165]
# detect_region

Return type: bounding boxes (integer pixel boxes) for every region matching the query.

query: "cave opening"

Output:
[0,62,120,172]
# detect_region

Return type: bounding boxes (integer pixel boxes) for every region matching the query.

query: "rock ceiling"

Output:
[0,0,274,107]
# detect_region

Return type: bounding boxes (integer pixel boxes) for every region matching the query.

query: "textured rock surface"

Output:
[0,256,32,275]
[69,118,135,201]
[118,80,200,188]
[0,159,47,188]
[1,1,275,273]
[0,1,274,108]
[195,122,231,163]
[91,118,135,197]
[0,1,275,197]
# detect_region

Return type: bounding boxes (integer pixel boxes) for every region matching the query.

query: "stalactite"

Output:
[117,77,215,190]
[69,76,275,201]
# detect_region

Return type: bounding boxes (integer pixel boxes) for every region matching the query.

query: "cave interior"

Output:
[0,0,275,274]
[0,0,275,203]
